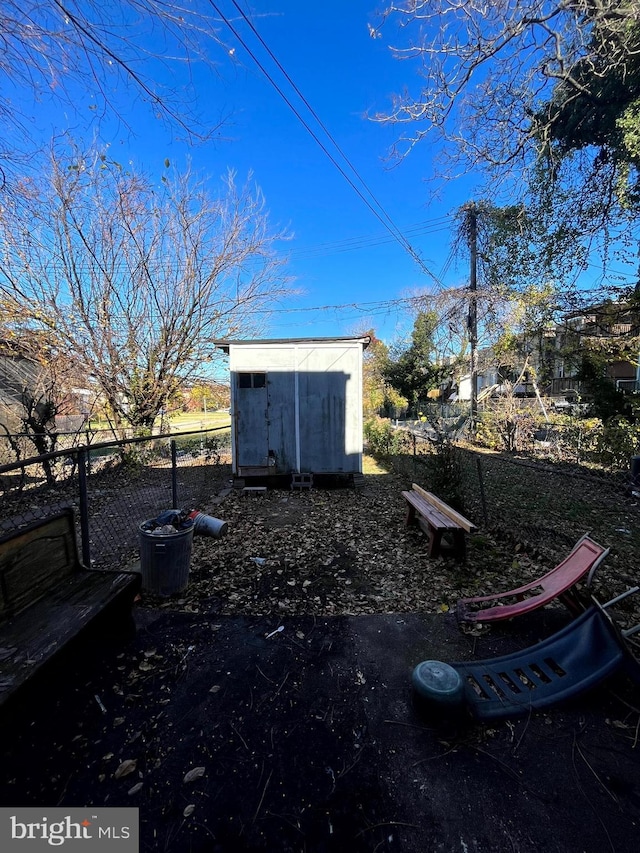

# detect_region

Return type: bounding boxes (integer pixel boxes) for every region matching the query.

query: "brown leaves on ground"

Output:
[141,468,580,619]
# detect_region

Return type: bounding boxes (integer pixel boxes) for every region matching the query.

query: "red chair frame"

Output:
[457,533,610,624]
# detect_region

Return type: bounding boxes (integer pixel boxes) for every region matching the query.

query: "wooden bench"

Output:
[402,483,476,561]
[0,509,141,710]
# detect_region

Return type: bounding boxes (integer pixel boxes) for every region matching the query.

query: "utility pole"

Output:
[467,201,478,427]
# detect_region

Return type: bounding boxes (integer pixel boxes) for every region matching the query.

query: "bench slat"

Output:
[0,570,137,699]
[411,483,476,532]
[0,512,80,619]
[402,491,459,529]
[0,510,140,707]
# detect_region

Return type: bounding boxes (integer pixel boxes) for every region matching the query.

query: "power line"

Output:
[207,0,443,289]
[2,213,454,269]
[289,218,454,260]
[582,259,638,279]
[253,295,428,315]
[226,0,417,251]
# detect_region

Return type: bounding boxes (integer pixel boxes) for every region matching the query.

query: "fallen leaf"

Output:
[114,759,137,779]
[183,766,205,784]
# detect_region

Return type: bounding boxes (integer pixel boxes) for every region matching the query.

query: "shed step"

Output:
[291,473,314,490]
[352,473,366,489]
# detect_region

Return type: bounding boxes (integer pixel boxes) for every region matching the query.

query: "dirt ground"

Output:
[1,469,640,852]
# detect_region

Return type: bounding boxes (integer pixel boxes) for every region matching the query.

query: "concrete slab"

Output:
[0,609,638,852]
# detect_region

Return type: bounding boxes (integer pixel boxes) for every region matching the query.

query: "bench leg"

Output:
[405,504,416,527]
[431,529,466,562]
[428,527,444,558]
[451,530,466,563]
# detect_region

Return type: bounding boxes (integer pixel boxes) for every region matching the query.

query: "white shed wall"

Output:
[227,340,365,475]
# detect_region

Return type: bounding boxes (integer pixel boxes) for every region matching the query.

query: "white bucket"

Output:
[188,511,228,538]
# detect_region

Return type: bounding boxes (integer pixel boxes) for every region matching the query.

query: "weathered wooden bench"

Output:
[402,483,476,561]
[0,509,141,709]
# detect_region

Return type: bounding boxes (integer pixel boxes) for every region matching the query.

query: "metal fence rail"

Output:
[0,428,231,570]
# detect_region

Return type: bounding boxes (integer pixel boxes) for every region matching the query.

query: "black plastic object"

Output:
[413,607,632,721]
[140,509,194,532]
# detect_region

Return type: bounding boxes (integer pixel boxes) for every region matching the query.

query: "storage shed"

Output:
[215,336,370,481]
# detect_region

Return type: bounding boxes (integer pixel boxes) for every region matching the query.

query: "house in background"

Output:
[214,336,369,485]
[550,302,640,395]
[438,300,640,403]
[0,344,99,436]
[0,348,51,434]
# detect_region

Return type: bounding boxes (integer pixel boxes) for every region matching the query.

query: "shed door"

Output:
[235,372,269,468]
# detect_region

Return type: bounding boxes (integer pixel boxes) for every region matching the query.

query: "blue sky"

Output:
[11,2,489,346]
[170,1,478,344]
[24,1,484,346]
[10,2,638,351]
[208,1,479,343]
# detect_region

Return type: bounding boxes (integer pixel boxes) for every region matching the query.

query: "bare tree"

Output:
[375,1,640,182]
[374,1,640,385]
[0,145,291,437]
[0,1,228,183]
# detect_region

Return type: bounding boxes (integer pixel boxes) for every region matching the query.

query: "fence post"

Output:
[412,432,417,477]
[476,456,489,527]
[577,428,582,464]
[85,430,92,475]
[77,448,91,566]
[171,439,178,508]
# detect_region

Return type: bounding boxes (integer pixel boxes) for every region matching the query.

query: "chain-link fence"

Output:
[0,425,146,467]
[395,398,640,467]
[386,426,640,577]
[0,428,231,570]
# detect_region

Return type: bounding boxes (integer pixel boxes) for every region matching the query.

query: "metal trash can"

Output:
[138,520,194,596]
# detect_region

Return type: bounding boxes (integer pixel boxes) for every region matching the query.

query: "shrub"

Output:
[364,416,410,455]
[476,408,538,452]
[550,416,601,464]
[415,411,468,510]
[596,416,640,470]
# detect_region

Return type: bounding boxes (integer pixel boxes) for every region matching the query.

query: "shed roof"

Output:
[214,335,370,355]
